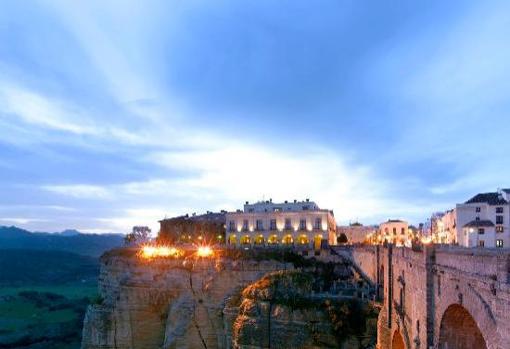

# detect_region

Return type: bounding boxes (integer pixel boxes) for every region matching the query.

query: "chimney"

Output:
[294,199,297,203]
[284,200,288,203]
[245,201,249,205]
[306,198,310,202]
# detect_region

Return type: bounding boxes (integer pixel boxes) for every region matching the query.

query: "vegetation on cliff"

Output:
[235,268,379,348]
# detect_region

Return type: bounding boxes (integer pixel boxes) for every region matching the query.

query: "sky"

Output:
[1,0,510,234]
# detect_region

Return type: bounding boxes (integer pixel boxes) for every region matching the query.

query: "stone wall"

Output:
[81,254,292,349]
[346,244,510,349]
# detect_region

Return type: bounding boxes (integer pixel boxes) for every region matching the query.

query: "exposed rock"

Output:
[81,250,377,349]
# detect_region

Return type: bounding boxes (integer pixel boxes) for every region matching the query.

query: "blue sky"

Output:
[1,0,510,233]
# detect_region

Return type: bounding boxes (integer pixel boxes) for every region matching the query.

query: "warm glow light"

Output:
[421,237,432,244]
[140,245,182,259]
[197,246,213,257]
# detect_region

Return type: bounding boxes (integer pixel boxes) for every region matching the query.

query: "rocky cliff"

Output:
[81,249,377,349]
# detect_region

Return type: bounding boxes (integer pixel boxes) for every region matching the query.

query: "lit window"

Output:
[496,226,504,233]
[496,239,504,248]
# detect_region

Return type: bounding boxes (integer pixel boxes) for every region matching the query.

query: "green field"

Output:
[0,283,98,349]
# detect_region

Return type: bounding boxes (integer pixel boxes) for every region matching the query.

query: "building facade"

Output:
[378,219,410,246]
[225,199,336,249]
[158,211,226,244]
[435,189,510,248]
[337,222,377,244]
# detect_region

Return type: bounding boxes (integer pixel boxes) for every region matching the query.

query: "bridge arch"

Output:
[438,304,486,349]
[391,330,406,349]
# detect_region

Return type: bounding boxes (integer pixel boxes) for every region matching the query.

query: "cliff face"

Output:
[81,250,377,349]
[81,252,293,349]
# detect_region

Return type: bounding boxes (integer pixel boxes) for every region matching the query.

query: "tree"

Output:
[337,233,348,244]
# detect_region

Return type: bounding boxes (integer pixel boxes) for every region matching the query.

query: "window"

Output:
[242,220,248,231]
[314,218,322,229]
[393,227,397,235]
[270,219,277,230]
[384,228,389,235]
[496,226,504,233]
[273,207,282,212]
[475,216,480,221]
[476,207,481,212]
[496,215,504,224]
[302,206,309,210]
[496,239,504,248]
[496,207,504,213]
[299,219,306,230]
[256,219,263,231]
[401,227,405,235]
[479,240,485,247]
[285,218,292,230]
[248,208,254,212]
[229,221,236,231]
[478,228,485,234]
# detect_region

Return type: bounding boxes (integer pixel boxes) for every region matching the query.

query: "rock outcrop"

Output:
[81,249,377,349]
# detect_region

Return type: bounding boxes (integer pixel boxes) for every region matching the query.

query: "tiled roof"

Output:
[463,220,495,228]
[464,192,507,205]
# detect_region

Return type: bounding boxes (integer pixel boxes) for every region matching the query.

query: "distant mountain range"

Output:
[0,226,125,257]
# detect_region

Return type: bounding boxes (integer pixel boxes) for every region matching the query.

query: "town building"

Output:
[378,219,410,246]
[158,211,226,244]
[225,199,336,249]
[434,189,510,248]
[336,222,377,244]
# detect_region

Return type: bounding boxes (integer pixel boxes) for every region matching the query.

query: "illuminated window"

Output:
[496,239,504,248]
[496,226,504,233]
[314,218,322,229]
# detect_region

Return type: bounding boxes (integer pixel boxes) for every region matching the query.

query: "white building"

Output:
[225,199,336,249]
[436,189,510,248]
[378,219,410,246]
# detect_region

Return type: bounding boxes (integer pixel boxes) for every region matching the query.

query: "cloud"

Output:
[42,184,112,199]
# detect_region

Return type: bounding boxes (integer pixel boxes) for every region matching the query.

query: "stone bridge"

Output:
[338,244,510,349]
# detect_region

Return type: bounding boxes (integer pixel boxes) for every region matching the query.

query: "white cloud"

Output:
[42,184,112,199]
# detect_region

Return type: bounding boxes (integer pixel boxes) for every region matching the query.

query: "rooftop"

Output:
[465,192,507,205]
[463,219,495,228]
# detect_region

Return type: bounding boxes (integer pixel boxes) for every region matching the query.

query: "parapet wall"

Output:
[332,245,378,284]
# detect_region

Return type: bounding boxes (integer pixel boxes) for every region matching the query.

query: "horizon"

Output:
[1,1,510,234]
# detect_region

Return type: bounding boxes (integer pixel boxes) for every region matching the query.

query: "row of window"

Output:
[228,218,323,231]
[478,240,504,247]
[384,227,407,235]
[474,215,504,224]
[476,227,505,234]
[475,206,504,213]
